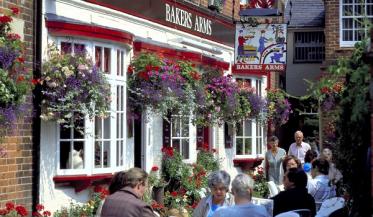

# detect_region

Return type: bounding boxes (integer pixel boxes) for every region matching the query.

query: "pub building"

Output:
[39,0,272,210]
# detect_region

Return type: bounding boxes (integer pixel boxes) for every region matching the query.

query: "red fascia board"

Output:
[53,173,113,182]
[134,41,230,69]
[233,157,264,164]
[46,21,134,45]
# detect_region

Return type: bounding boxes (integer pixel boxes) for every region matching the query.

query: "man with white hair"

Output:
[288,131,311,164]
[212,174,269,217]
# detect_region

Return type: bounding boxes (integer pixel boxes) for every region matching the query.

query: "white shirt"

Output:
[308,175,336,205]
[288,142,311,164]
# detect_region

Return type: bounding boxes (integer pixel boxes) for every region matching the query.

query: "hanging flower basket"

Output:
[0,8,31,131]
[40,44,111,130]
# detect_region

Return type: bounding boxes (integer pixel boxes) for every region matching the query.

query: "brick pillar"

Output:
[0,0,34,212]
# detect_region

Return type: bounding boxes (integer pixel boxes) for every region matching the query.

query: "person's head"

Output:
[321,148,333,162]
[294,131,304,146]
[311,158,330,178]
[108,171,127,195]
[268,136,279,149]
[208,170,231,202]
[282,155,301,172]
[231,174,254,203]
[305,149,318,163]
[283,168,308,190]
[123,167,148,198]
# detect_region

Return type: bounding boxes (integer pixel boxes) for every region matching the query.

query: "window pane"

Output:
[117,50,120,76]
[95,46,102,69]
[73,118,84,139]
[236,139,243,155]
[172,139,180,153]
[74,44,85,54]
[182,139,189,159]
[172,117,179,137]
[117,141,123,166]
[343,30,353,41]
[343,18,353,28]
[244,139,252,155]
[343,0,353,3]
[103,141,110,167]
[354,4,363,15]
[95,117,102,139]
[60,141,71,169]
[368,4,373,15]
[182,117,189,137]
[72,142,84,169]
[343,5,353,16]
[61,42,72,54]
[95,141,102,168]
[104,47,111,73]
[236,122,243,136]
[104,116,111,139]
[60,127,70,139]
[354,18,364,28]
[244,120,252,137]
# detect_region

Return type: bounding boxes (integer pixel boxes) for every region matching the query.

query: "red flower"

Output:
[161,147,174,157]
[15,205,28,216]
[0,15,12,23]
[32,78,41,85]
[138,71,150,81]
[17,75,25,82]
[35,204,44,211]
[43,210,51,216]
[152,66,160,72]
[145,64,152,72]
[6,202,15,210]
[0,209,9,215]
[17,57,25,63]
[127,65,133,74]
[321,86,330,94]
[7,33,21,40]
[332,82,343,93]
[11,7,20,15]
[151,166,159,172]
[192,202,198,209]
[33,211,42,217]
[190,71,201,81]
[170,191,178,197]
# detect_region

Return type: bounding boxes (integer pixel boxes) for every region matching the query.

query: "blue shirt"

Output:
[207,204,221,217]
[212,203,269,217]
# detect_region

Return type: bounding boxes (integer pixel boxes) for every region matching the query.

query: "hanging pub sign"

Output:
[233,23,287,75]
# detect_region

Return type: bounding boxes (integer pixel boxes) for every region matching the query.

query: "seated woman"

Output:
[193,170,234,217]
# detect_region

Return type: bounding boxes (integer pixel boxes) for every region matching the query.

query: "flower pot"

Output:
[166,208,189,217]
[152,186,165,205]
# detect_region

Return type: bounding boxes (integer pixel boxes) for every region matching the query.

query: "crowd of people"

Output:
[96,130,343,217]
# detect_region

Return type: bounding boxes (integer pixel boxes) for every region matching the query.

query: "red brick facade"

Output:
[0,0,34,212]
[324,0,353,63]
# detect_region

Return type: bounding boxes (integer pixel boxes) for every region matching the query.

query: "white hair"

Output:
[231,173,254,200]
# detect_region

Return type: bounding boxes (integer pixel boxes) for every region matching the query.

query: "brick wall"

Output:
[0,0,34,212]
[324,0,353,63]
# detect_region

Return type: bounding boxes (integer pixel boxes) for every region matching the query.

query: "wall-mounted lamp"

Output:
[169,37,223,55]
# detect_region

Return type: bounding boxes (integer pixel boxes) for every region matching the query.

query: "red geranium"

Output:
[0,15,12,23]
[42,211,51,216]
[15,205,28,216]
[7,33,21,40]
[6,202,15,210]
[151,166,159,171]
[35,204,44,211]
[321,86,330,94]
[170,191,178,197]
[10,7,20,15]
[127,65,133,74]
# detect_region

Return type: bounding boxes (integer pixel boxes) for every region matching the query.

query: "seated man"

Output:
[272,168,316,216]
[212,173,269,217]
[308,158,336,210]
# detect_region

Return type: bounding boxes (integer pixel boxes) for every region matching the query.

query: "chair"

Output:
[275,211,300,217]
[316,197,345,217]
[267,181,279,197]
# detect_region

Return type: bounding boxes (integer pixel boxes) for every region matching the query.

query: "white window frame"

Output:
[170,114,196,163]
[55,38,128,176]
[233,76,267,159]
[340,0,373,47]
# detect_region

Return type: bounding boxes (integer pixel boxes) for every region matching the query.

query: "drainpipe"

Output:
[32,0,42,211]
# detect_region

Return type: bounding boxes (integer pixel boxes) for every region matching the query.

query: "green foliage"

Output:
[196,148,220,173]
[252,167,269,198]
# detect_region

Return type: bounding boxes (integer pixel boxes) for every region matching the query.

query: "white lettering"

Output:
[194,16,200,32]
[170,6,175,23]
[166,4,170,22]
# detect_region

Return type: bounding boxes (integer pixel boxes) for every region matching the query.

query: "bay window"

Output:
[55,38,128,175]
[231,77,266,159]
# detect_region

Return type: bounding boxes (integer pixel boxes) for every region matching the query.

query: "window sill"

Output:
[233,157,264,171]
[53,173,113,192]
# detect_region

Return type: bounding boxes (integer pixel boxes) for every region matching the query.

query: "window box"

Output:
[233,157,264,171]
[53,173,113,192]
